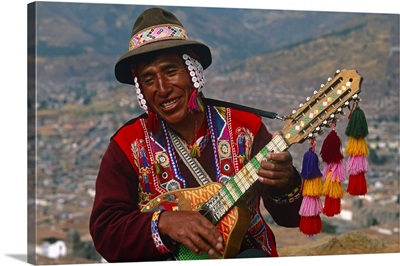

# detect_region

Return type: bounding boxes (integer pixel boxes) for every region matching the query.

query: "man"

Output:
[89,7,303,262]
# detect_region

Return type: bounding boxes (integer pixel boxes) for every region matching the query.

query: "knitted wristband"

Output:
[151,210,172,254]
[269,181,303,205]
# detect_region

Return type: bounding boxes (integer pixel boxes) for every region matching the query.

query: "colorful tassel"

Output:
[323,161,346,182]
[322,175,344,199]
[345,105,369,138]
[299,139,323,236]
[188,90,205,113]
[299,216,322,236]
[301,147,323,179]
[189,143,201,158]
[320,130,344,163]
[322,197,341,217]
[299,196,323,216]
[346,155,369,174]
[320,121,345,217]
[345,137,369,156]
[302,178,323,197]
[345,104,369,196]
[347,172,367,195]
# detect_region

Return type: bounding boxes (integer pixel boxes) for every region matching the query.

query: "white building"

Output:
[37,238,67,259]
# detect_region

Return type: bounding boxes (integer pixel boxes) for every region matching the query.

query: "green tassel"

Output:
[345,106,369,139]
[189,143,201,158]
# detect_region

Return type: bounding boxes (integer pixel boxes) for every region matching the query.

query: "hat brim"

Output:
[114,39,212,85]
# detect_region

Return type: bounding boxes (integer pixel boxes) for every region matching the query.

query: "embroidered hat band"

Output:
[129,24,189,51]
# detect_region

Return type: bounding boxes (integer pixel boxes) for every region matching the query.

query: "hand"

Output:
[158,210,224,258]
[256,150,295,190]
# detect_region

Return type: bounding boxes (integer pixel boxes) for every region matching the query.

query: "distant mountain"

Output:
[30,2,399,119]
[31,3,369,78]
[223,13,399,91]
[32,2,362,60]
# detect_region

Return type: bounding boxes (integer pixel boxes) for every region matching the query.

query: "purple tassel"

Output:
[347,155,369,175]
[299,196,323,217]
[301,147,323,179]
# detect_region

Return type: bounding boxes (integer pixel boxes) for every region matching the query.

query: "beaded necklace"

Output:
[157,106,224,187]
[159,119,187,188]
[206,105,222,182]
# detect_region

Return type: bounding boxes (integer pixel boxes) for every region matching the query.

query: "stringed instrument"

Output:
[141,69,363,260]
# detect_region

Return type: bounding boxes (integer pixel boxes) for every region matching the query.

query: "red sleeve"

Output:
[251,123,302,227]
[89,140,173,262]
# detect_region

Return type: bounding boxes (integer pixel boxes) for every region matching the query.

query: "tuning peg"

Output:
[315,127,324,135]
[334,69,340,76]
[327,77,332,82]
[320,84,325,88]
[323,120,331,128]
[313,90,318,95]
[336,107,346,116]
[292,110,296,115]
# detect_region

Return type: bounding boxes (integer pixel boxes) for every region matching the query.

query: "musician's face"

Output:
[137,50,194,127]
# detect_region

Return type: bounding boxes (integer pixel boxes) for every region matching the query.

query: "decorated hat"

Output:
[114,7,212,85]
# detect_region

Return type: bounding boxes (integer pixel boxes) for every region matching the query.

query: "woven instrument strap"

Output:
[203,97,285,120]
[168,130,213,186]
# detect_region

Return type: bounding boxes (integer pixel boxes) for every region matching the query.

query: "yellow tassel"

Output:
[345,137,370,156]
[189,143,201,158]
[302,177,322,197]
[322,177,344,198]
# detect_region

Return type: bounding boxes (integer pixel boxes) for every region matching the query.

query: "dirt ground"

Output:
[272,225,399,257]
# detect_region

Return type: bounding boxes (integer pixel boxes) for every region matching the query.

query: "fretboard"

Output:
[204,133,289,223]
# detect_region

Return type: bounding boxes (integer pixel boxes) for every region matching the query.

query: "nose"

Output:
[155,75,172,96]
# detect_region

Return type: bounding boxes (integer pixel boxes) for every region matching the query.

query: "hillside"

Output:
[274,226,399,256]
[31,3,399,120]
[207,13,398,115]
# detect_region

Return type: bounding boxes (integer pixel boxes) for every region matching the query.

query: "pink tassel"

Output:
[299,196,323,217]
[346,155,369,174]
[329,160,346,182]
[188,89,199,112]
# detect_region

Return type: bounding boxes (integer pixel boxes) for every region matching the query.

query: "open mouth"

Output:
[160,98,179,109]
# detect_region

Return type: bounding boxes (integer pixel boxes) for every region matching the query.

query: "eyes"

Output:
[141,66,182,87]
